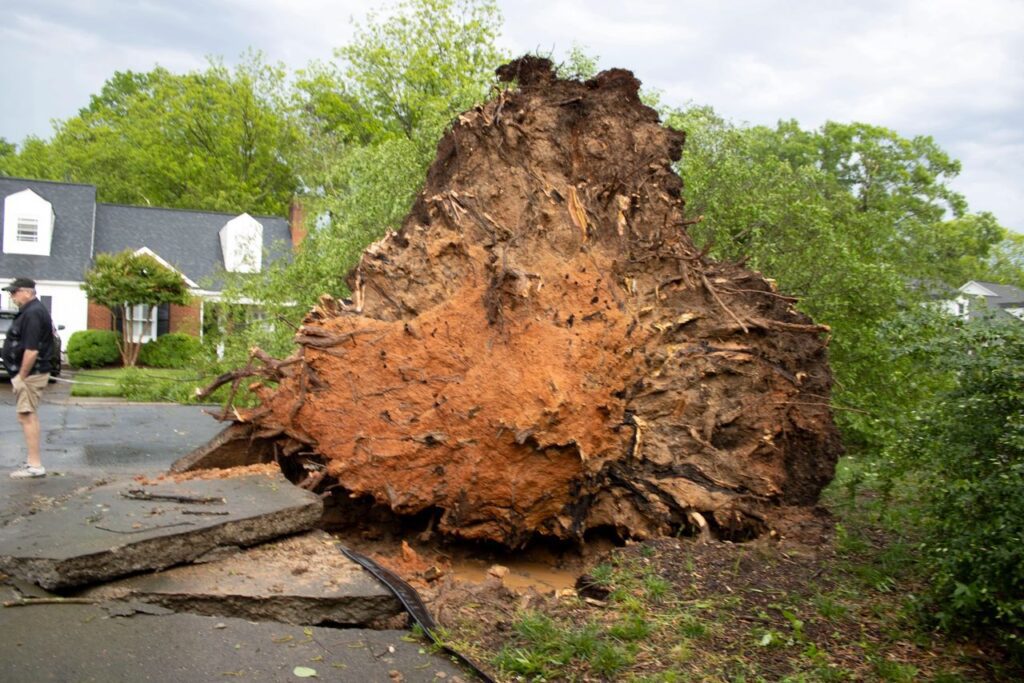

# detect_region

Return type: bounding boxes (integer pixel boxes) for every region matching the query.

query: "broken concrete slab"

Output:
[0,584,466,682]
[169,422,276,473]
[78,530,402,626]
[0,472,322,590]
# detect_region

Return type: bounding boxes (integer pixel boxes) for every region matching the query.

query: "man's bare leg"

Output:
[17,411,41,468]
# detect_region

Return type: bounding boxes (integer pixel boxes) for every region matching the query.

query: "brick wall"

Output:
[87,301,114,331]
[169,300,201,336]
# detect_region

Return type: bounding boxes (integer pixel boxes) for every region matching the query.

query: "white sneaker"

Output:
[10,464,46,479]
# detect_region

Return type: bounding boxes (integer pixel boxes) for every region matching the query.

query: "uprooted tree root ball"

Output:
[198,57,843,547]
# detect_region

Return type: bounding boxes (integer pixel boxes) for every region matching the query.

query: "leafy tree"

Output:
[82,251,191,367]
[663,107,1010,448]
[220,0,507,353]
[2,54,300,215]
[333,0,504,140]
[0,136,63,180]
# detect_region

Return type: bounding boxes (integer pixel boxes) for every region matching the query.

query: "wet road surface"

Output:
[0,378,225,473]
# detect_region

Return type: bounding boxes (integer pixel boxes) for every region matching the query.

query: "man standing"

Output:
[2,278,55,479]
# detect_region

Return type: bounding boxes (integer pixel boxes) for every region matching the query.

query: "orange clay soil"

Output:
[204,57,843,547]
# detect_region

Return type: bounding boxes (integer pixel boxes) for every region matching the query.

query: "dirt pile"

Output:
[205,57,842,546]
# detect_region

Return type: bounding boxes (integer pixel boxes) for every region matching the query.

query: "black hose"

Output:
[337,544,497,683]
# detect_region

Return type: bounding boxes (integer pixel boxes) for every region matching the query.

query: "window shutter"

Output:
[157,303,170,337]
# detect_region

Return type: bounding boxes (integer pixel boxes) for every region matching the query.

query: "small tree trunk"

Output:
[115,304,131,367]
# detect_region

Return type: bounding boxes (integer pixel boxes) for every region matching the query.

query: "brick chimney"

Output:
[289,197,308,249]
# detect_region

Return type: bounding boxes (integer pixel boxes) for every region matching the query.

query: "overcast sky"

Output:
[2,0,1021,231]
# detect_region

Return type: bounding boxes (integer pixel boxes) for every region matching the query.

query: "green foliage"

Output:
[138,333,202,369]
[218,0,508,368]
[82,251,191,310]
[2,54,299,215]
[885,313,1024,649]
[663,107,1012,449]
[82,250,192,367]
[66,330,121,368]
[333,0,505,139]
[555,44,601,80]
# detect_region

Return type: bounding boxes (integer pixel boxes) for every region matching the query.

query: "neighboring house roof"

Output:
[958,280,1024,321]
[960,280,1024,307]
[1,175,293,291]
[95,203,291,290]
[0,176,96,282]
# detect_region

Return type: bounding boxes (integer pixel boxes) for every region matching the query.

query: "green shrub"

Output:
[138,332,201,368]
[66,329,121,368]
[886,313,1024,653]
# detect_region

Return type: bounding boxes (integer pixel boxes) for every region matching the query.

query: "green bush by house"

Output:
[66,329,121,368]
[138,333,202,368]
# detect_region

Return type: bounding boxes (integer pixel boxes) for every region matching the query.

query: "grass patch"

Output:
[68,367,243,404]
[459,455,1019,681]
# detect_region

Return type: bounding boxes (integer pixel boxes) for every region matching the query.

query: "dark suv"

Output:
[0,309,63,379]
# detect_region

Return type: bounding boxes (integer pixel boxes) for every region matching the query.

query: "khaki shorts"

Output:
[12,374,49,413]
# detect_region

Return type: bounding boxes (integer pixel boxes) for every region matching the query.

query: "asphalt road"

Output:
[0,377,226,473]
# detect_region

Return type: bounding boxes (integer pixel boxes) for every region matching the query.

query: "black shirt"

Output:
[2,298,54,375]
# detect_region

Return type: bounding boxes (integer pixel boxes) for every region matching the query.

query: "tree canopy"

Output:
[662,106,1017,446]
[1,54,299,215]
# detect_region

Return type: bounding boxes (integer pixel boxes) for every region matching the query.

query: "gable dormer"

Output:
[3,189,55,256]
[960,281,998,298]
[219,213,263,273]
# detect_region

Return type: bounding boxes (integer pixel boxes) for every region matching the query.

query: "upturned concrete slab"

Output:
[0,585,466,683]
[169,422,276,473]
[0,472,322,589]
[79,530,403,625]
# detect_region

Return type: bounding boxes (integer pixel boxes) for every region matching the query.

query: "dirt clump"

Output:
[203,56,842,547]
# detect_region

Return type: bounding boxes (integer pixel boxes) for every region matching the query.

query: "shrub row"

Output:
[66,330,201,369]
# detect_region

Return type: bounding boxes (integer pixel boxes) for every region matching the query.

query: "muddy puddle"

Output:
[448,557,578,592]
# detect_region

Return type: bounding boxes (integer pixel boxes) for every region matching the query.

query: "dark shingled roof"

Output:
[2,176,293,290]
[0,176,97,282]
[94,203,291,290]
[968,281,1024,307]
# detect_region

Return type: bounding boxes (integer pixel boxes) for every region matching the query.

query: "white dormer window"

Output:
[3,189,55,256]
[219,213,263,273]
[17,218,39,243]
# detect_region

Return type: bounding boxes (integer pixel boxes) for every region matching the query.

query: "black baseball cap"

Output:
[3,277,35,292]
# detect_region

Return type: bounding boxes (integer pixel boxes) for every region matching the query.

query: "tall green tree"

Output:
[664,107,1011,448]
[225,0,506,333]
[2,54,300,215]
[82,251,191,367]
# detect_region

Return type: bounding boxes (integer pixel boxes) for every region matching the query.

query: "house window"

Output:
[114,304,158,343]
[128,304,155,342]
[16,218,39,243]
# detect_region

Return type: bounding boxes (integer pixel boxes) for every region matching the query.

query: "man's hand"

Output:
[11,374,23,392]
